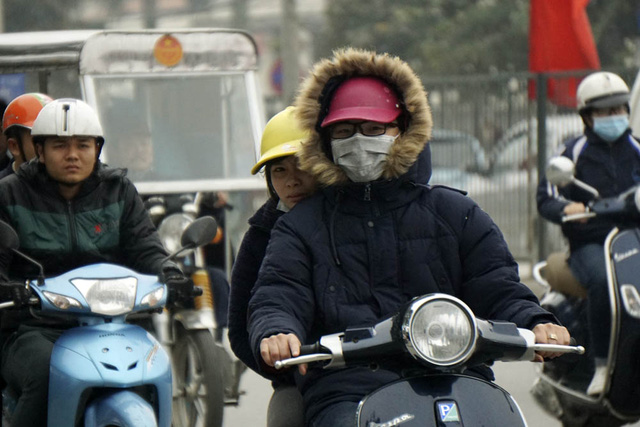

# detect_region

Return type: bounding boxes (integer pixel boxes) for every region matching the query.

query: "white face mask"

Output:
[331,133,396,182]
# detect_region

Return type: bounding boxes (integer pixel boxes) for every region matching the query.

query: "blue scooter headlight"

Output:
[71,277,138,316]
[402,294,477,366]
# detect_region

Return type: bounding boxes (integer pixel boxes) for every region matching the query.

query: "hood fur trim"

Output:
[294,48,432,186]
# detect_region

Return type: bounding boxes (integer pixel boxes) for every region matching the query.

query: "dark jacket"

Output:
[0,158,170,328]
[248,48,558,424]
[537,128,640,251]
[0,162,13,180]
[228,197,290,384]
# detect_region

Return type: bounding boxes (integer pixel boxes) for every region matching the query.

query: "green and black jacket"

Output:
[0,159,168,283]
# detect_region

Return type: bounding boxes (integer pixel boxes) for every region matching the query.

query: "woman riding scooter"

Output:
[228,106,317,427]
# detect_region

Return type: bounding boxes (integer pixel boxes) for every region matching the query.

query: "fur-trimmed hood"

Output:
[294,48,433,186]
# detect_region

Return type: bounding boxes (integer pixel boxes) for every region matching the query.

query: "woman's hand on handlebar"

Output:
[532,323,571,362]
[260,333,308,375]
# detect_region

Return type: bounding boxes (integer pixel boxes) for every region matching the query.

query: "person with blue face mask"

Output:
[248,48,570,427]
[537,71,640,396]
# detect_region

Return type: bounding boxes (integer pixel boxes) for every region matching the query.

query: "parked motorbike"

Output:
[275,293,583,426]
[0,216,218,426]
[531,156,640,426]
[145,192,242,427]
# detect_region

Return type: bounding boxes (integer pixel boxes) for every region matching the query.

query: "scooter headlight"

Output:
[402,294,477,366]
[71,277,137,316]
[621,284,640,318]
[157,213,194,255]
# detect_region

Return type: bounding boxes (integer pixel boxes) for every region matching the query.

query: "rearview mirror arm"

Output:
[10,248,45,286]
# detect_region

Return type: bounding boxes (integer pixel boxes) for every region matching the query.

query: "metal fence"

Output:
[420,69,637,264]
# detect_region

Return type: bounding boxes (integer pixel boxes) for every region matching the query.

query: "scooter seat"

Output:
[544,252,587,298]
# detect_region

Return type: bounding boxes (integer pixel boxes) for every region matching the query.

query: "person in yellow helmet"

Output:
[228,106,316,427]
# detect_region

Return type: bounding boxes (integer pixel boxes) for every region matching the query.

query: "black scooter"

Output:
[276,293,582,426]
[532,156,640,426]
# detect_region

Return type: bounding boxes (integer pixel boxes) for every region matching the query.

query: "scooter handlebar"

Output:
[561,212,596,223]
[275,353,332,370]
[532,343,585,354]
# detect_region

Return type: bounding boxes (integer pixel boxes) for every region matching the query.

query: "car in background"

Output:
[488,114,584,176]
[479,115,584,257]
[428,128,491,195]
[629,69,640,138]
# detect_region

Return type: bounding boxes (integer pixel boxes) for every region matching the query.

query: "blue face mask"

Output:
[592,114,629,142]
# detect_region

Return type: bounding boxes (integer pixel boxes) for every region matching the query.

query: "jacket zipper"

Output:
[364,184,371,201]
[67,200,78,250]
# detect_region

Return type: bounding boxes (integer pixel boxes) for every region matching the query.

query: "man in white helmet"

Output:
[537,71,640,396]
[0,98,192,426]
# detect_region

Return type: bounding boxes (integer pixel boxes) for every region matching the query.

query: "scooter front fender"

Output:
[48,323,171,427]
[357,373,527,427]
[84,389,158,427]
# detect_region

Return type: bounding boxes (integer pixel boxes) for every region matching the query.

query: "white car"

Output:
[629,70,640,137]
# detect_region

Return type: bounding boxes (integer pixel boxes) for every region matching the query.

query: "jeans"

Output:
[1,326,63,427]
[309,401,359,427]
[568,243,610,358]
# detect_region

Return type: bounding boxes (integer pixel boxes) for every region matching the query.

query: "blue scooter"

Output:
[0,216,217,426]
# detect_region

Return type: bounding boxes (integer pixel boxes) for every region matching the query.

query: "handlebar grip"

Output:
[300,343,321,355]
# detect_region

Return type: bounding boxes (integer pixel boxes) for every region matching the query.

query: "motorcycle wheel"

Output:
[172,329,225,427]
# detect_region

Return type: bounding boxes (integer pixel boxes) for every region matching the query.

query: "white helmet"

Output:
[576,72,630,113]
[31,98,104,145]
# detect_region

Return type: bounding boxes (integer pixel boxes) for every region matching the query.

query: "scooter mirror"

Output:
[546,156,575,187]
[181,216,218,249]
[0,220,19,250]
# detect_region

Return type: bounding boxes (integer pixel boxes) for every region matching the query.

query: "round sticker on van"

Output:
[153,34,183,67]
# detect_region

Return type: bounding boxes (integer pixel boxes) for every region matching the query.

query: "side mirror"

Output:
[546,157,575,187]
[181,216,218,249]
[546,156,600,198]
[0,220,45,285]
[0,220,20,250]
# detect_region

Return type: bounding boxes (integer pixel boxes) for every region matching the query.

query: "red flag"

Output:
[528,0,601,107]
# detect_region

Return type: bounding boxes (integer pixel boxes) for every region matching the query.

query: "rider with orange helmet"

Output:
[0,92,53,179]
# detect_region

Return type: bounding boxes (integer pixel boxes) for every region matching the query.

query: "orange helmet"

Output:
[3,93,53,134]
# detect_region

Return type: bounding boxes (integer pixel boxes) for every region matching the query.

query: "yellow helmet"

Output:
[251,106,309,175]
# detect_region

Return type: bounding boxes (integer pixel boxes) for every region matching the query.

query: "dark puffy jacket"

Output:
[249,146,557,422]
[0,159,170,328]
[228,197,292,385]
[537,128,640,251]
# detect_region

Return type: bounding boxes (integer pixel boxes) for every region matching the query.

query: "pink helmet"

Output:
[321,77,402,127]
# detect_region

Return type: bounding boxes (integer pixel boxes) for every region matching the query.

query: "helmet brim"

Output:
[321,107,401,128]
[582,92,630,111]
[251,140,302,175]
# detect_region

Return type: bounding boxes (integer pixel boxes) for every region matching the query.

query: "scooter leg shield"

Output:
[84,390,158,427]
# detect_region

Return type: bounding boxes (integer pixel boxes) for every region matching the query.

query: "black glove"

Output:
[0,281,32,308]
[162,267,201,305]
